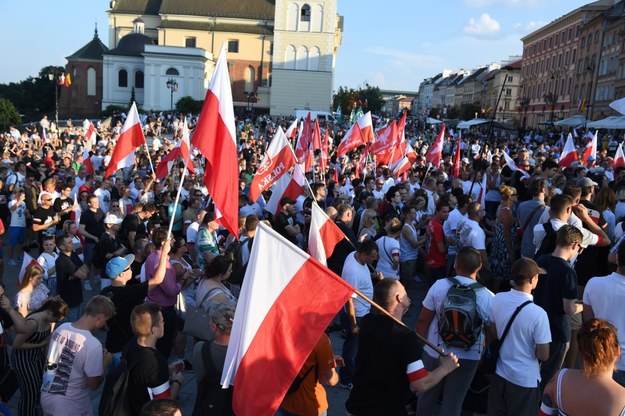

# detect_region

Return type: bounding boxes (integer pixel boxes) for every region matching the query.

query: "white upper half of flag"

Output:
[210,43,236,145]
[122,102,142,134]
[308,202,330,265]
[610,97,625,116]
[292,162,308,188]
[502,151,530,179]
[221,222,311,387]
[264,172,293,215]
[265,127,290,159]
[285,119,298,138]
[562,133,576,155]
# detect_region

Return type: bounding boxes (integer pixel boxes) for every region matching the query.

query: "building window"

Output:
[244,66,255,93]
[118,69,128,87]
[228,40,239,53]
[166,67,179,76]
[135,70,144,89]
[301,4,311,21]
[507,75,513,82]
[185,37,196,48]
[87,67,96,96]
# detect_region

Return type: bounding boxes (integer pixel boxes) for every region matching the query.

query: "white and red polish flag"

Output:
[190,44,239,238]
[391,156,412,179]
[581,131,598,165]
[336,111,375,156]
[477,171,488,206]
[451,132,462,179]
[285,119,299,141]
[311,118,322,151]
[502,150,530,179]
[18,252,38,285]
[294,113,312,162]
[155,119,195,179]
[249,127,296,202]
[264,163,307,215]
[558,133,579,168]
[614,143,625,169]
[319,127,329,172]
[82,119,97,148]
[221,222,354,416]
[308,202,347,265]
[371,121,398,166]
[105,102,146,178]
[425,123,445,167]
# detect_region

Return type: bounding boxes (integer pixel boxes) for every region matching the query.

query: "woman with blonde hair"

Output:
[358,209,379,241]
[13,264,50,317]
[490,185,518,292]
[541,319,625,416]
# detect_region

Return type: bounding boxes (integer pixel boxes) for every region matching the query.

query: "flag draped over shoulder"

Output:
[249,127,296,202]
[190,44,239,238]
[221,222,355,416]
[308,202,346,265]
[105,102,146,178]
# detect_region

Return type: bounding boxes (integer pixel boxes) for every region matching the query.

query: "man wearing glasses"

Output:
[32,193,61,250]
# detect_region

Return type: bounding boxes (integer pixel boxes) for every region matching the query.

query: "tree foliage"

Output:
[333,84,385,116]
[0,97,21,130]
[176,96,204,114]
[0,65,65,122]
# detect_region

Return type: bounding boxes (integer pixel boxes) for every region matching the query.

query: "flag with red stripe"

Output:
[308,202,347,265]
[105,102,146,177]
[249,127,296,202]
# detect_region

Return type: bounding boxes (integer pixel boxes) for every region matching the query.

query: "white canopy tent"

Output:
[426,117,443,124]
[457,118,490,129]
[586,116,625,129]
[553,114,588,127]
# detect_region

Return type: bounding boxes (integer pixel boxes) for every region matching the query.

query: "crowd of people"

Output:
[0,109,623,416]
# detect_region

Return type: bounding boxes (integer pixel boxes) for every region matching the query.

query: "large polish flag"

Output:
[155,119,195,179]
[105,102,146,178]
[581,131,598,165]
[425,123,445,167]
[249,127,296,202]
[82,119,97,148]
[190,44,239,238]
[614,143,625,169]
[308,202,347,265]
[336,111,375,156]
[371,120,398,164]
[558,133,579,168]
[221,222,355,416]
[264,163,307,215]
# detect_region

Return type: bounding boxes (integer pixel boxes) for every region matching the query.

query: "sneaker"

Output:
[84,282,93,291]
[8,259,19,266]
[338,382,353,391]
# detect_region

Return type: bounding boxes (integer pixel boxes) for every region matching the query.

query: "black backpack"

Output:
[227,237,254,286]
[98,355,141,416]
[192,341,234,416]
[438,277,484,350]
[534,221,557,259]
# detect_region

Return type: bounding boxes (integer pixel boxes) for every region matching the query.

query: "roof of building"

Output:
[109,0,163,15]
[159,19,273,35]
[66,27,109,61]
[159,0,275,19]
[105,32,154,56]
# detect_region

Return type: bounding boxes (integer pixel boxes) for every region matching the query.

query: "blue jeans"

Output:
[339,311,362,385]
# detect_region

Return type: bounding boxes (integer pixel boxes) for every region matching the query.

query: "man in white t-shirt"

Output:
[443,194,471,275]
[94,178,112,213]
[416,247,495,415]
[487,258,551,415]
[456,202,488,271]
[583,241,625,386]
[339,240,383,389]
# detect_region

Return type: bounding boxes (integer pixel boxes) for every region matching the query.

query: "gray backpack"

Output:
[438,277,483,350]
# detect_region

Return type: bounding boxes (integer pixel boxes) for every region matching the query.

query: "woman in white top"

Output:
[13,265,50,317]
[375,218,402,279]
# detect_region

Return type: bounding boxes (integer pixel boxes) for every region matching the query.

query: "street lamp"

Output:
[166,78,178,111]
[546,68,566,122]
[47,72,59,128]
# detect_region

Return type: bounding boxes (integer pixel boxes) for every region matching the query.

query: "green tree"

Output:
[333,84,385,118]
[459,102,484,120]
[176,96,204,113]
[0,97,21,131]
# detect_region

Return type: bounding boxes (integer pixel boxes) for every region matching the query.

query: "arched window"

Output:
[308,47,320,71]
[311,4,323,32]
[301,4,311,21]
[244,66,255,93]
[285,45,296,70]
[118,69,128,87]
[287,3,298,31]
[296,46,308,70]
[87,67,96,96]
[135,70,144,88]
[165,67,179,76]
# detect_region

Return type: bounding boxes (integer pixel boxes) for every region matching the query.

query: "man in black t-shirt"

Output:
[53,183,74,234]
[55,235,89,322]
[535,225,584,389]
[32,194,60,247]
[274,198,300,245]
[119,203,155,251]
[100,255,147,354]
[346,279,458,416]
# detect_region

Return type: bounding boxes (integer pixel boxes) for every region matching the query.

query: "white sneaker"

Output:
[84,282,93,291]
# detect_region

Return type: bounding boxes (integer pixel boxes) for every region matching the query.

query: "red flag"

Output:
[58,74,65,86]
[405,142,417,164]
[249,127,296,202]
[558,133,579,168]
[451,134,461,178]
[221,222,354,416]
[294,113,312,163]
[425,123,445,167]
[311,119,322,151]
[391,156,412,178]
[105,102,146,177]
[308,202,347,265]
[581,131,597,166]
[82,149,95,175]
[332,167,339,183]
[190,44,239,238]
[82,119,97,148]
[372,122,398,166]
[285,119,298,140]
[614,143,625,169]
[155,121,195,179]
[264,164,307,215]
[319,127,329,172]
[396,111,407,144]
[336,111,375,156]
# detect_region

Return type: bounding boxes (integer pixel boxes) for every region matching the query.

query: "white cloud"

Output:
[363,47,444,68]
[462,13,502,39]
[513,20,547,33]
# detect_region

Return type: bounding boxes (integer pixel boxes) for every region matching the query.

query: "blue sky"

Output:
[0,0,592,92]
